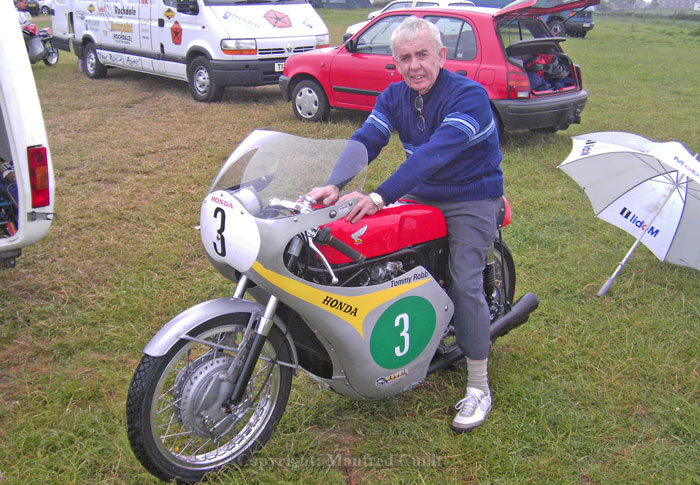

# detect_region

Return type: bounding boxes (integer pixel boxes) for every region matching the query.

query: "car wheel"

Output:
[291,79,330,122]
[41,5,50,14]
[548,20,566,37]
[187,57,224,103]
[84,43,107,79]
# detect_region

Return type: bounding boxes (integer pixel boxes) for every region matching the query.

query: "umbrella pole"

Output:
[597,174,686,297]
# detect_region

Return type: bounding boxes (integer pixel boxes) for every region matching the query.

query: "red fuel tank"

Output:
[320,201,447,264]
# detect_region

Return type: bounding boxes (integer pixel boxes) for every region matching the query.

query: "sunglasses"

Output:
[414,94,426,132]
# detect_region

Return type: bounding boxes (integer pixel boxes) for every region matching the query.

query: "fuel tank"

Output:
[320,200,447,264]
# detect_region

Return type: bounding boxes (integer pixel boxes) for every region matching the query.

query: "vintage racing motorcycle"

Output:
[126,130,540,482]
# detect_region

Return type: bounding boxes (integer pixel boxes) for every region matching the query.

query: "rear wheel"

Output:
[291,79,330,122]
[43,42,59,66]
[126,314,293,483]
[486,239,516,325]
[84,43,106,79]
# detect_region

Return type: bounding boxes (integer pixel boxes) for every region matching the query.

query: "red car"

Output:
[280,0,598,134]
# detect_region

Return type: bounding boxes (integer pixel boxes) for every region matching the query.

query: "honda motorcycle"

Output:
[126,130,539,483]
[23,23,59,66]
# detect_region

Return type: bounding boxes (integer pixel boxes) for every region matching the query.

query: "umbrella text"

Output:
[620,207,660,237]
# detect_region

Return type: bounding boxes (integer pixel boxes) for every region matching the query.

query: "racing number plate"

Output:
[275,62,285,72]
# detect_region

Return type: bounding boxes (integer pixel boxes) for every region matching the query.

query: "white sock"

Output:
[466,357,489,395]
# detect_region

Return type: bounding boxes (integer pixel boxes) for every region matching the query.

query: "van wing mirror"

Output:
[176,0,199,15]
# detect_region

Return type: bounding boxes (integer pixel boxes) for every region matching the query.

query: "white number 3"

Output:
[394,313,410,357]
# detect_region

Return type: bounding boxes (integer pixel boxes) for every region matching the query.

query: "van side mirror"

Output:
[176,0,199,15]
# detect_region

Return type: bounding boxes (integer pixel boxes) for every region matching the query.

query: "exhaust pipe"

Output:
[490,292,539,341]
[428,293,539,374]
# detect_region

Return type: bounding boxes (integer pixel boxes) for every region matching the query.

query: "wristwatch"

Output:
[368,192,385,211]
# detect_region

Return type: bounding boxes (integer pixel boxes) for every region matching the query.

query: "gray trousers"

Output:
[407,195,501,360]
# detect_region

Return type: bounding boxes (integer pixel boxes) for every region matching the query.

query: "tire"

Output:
[291,79,330,122]
[126,314,293,483]
[43,43,59,66]
[187,57,224,103]
[41,5,50,14]
[486,239,516,324]
[84,43,106,79]
[548,20,566,37]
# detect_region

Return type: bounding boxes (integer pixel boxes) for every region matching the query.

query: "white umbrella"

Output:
[558,131,700,297]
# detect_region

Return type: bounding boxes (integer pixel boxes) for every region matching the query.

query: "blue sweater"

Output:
[350,69,503,205]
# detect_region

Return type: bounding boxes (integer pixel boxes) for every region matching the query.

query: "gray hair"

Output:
[390,17,443,58]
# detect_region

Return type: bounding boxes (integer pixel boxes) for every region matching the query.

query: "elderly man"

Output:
[309,17,503,431]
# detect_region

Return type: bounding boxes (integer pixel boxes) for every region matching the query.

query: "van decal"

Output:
[164,8,175,19]
[171,21,182,45]
[264,10,291,29]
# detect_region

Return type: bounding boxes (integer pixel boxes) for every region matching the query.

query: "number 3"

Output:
[394,313,409,357]
[213,207,226,257]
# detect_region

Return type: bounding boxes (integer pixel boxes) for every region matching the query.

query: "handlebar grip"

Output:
[315,227,366,263]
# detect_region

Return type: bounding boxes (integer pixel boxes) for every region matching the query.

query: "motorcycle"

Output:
[23,23,59,66]
[125,130,540,483]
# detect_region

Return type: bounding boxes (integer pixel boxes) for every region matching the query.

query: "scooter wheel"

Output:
[43,47,59,66]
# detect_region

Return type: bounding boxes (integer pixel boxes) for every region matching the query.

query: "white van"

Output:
[0,2,56,269]
[51,0,330,102]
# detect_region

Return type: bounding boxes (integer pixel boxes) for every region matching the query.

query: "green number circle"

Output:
[369,296,436,369]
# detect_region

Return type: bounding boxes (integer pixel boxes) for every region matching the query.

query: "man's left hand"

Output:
[338,191,379,224]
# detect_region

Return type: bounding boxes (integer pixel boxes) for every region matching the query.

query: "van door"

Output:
[152,0,198,79]
[51,0,74,52]
[103,0,154,72]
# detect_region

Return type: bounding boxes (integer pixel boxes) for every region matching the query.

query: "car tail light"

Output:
[27,145,50,208]
[507,71,530,99]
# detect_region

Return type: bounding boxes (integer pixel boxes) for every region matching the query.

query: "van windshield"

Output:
[204,0,309,5]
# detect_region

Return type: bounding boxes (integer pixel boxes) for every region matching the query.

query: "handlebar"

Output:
[314,227,366,263]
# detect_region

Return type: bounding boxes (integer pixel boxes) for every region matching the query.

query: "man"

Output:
[16,0,32,26]
[309,16,503,432]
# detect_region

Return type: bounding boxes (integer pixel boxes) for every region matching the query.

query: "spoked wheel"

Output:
[43,43,59,66]
[486,239,516,327]
[126,314,293,483]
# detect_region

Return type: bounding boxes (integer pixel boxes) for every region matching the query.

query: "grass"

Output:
[1,11,699,484]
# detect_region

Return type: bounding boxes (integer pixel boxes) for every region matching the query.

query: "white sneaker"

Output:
[451,387,492,432]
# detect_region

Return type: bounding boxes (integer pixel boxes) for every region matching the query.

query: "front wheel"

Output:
[187,57,224,102]
[291,79,330,122]
[126,314,293,483]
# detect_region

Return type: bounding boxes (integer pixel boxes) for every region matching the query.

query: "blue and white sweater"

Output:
[350,69,503,205]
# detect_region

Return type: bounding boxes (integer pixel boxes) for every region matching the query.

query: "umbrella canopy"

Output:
[558,131,700,296]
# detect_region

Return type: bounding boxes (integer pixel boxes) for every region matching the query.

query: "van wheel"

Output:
[548,20,566,37]
[84,43,106,79]
[188,57,224,103]
[292,79,329,122]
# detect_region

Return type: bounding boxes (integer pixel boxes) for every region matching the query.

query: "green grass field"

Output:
[1,11,699,484]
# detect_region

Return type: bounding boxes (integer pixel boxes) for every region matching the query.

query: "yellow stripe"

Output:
[252,261,430,338]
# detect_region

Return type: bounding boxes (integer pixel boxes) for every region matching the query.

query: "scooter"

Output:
[23,23,59,66]
[125,130,539,483]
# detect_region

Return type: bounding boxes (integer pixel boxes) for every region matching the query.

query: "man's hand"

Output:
[338,191,379,224]
[307,184,339,207]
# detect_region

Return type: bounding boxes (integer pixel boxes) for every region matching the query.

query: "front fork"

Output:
[220,275,279,410]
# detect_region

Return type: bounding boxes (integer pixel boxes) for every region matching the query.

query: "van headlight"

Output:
[315,34,329,48]
[221,39,257,55]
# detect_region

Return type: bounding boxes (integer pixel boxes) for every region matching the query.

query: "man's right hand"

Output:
[307,184,339,207]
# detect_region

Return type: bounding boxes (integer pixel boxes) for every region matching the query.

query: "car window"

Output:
[384,1,413,12]
[355,15,410,56]
[497,18,551,46]
[426,15,477,61]
[416,2,439,6]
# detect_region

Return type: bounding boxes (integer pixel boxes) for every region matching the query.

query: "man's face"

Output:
[393,30,446,95]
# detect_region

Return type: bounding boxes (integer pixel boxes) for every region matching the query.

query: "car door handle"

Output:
[456,70,467,76]
[386,64,396,70]
[158,19,165,27]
